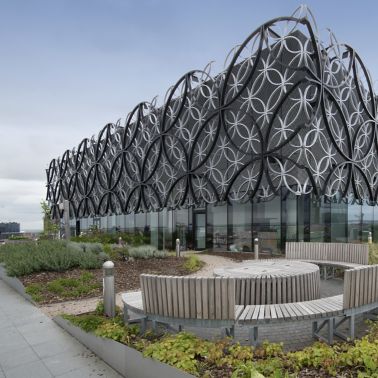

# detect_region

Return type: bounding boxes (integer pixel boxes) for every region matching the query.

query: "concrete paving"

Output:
[0,280,123,378]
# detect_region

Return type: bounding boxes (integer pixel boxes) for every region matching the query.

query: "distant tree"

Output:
[40,200,59,239]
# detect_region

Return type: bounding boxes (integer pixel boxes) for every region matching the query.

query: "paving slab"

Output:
[0,280,123,378]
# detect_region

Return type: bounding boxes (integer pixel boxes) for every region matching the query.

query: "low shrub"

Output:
[0,241,104,276]
[369,243,378,264]
[128,245,167,259]
[62,313,378,377]
[183,254,203,272]
[26,272,101,302]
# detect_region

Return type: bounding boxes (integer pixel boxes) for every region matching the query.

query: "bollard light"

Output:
[176,238,180,258]
[368,231,373,245]
[254,238,259,260]
[103,260,115,317]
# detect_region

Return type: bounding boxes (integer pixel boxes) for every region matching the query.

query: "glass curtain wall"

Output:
[348,197,362,243]
[253,197,281,255]
[362,201,374,243]
[176,209,189,250]
[207,204,227,251]
[331,194,348,243]
[228,202,252,252]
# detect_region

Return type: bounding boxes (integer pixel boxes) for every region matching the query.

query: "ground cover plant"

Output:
[0,240,105,276]
[62,308,378,377]
[369,243,378,264]
[26,271,101,303]
[183,254,204,272]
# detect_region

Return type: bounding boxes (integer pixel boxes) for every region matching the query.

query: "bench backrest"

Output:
[286,242,368,265]
[343,265,378,309]
[234,270,320,305]
[140,274,235,320]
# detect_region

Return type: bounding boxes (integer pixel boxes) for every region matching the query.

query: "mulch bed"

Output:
[19,256,192,305]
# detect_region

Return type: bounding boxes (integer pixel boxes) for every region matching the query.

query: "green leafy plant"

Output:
[25,283,44,302]
[62,314,106,332]
[25,272,100,302]
[368,243,378,264]
[183,254,203,272]
[61,313,378,377]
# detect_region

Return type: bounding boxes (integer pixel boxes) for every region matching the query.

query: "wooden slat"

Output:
[161,276,168,316]
[201,278,209,319]
[221,278,228,320]
[189,278,196,319]
[172,277,179,317]
[215,277,222,320]
[166,277,173,317]
[156,276,163,314]
[208,278,215,320]
[195,278,202,319]
[183,277,190,319]
[177,277,184,318]
[228,278,235,320]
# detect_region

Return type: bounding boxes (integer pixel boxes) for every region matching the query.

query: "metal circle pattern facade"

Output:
[46,8,378,219]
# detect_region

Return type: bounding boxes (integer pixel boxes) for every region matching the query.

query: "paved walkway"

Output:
[0,280,122,378]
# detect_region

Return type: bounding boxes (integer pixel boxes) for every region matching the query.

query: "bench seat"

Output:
[238,295,343,325]
[294,260,362,269]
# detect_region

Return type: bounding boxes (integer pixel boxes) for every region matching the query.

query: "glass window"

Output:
[310,195,330,242]
[362,201,374,243]
[125,214,135,233]
[207,204,227,251]
[348,197,362,243]
[282,192,298,244]
[331,194,348,243]
[150,211,159,249]
[175,209,188,250]
[228,202,252,252]
[135,213,146,233]
[115,215,125,232]
[253,196,281,255]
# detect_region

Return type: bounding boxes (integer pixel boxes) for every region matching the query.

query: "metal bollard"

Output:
[254,238,259,260]
[368,231,373,245]
[176,238,180,258]
[103,261,115,317]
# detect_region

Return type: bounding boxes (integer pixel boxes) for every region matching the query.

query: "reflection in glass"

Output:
[176,209,188,250]
[228,202,252,252]
[253,197,281,255]
[150,212,159,249]
[362,201,373,243]
[125,214,135,233]
[348,197,362,243]
[194,212,206,249]
[331,194,348,242]
[207,204,227,251]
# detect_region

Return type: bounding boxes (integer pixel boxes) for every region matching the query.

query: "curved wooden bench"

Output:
[286,242,368,265]
[122,274,244,336]
[239,264,378,345]
[233,269,320,306]
[286,242,368,279]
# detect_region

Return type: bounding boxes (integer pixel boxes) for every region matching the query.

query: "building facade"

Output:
[46,9,378,253]
[0,222,21,235]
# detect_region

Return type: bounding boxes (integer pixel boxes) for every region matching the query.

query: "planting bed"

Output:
[19,256,196,304]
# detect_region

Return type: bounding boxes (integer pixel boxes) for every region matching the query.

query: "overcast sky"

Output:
[1,0,378,231]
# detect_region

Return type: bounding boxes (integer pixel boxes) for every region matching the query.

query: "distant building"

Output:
[0,222,20,235]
